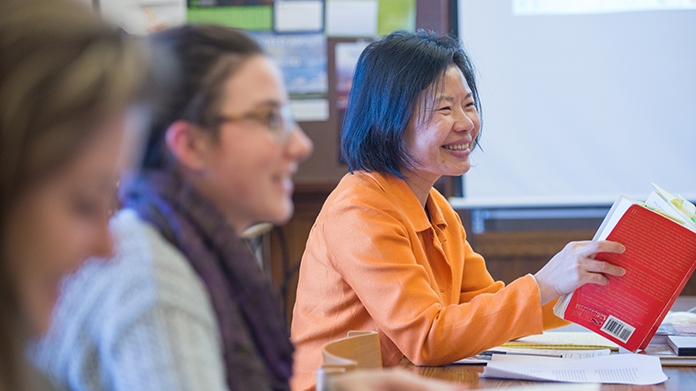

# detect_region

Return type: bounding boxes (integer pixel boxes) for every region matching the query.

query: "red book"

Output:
[554,194,696,352]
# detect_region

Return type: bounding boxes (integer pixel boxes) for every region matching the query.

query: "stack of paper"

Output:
[502,331,620,351]
[642,343,696,366]
[481,354,667,385]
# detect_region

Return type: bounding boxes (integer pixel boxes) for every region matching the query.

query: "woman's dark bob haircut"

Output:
[341,29,481,178]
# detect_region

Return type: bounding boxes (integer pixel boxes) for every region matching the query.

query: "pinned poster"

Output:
[377,0,415,35]
[187,0,273,30]
[188,0,272,4]
[251,33,329,121]
[335,40,370,110]
[274,0,324,33]
[326,0,378,37]
[335,40,369,154]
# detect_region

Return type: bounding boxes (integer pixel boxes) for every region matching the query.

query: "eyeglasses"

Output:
[216,105,298,143]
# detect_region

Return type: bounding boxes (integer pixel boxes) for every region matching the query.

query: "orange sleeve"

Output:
[318,194,551,366]
[457,226,568,332]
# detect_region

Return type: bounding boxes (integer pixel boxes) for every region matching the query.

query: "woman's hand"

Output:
[534,240,626,305]
[330,369,468,391]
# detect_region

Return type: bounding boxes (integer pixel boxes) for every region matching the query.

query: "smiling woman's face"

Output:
[403,64,481,187]
[1,113,135,335]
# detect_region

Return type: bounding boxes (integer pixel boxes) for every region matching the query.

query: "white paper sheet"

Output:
[481,354,667,385]
[325,0,377,37]
[274,0,323,32]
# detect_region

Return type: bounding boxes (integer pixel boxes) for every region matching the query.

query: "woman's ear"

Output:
[164,120,211,171]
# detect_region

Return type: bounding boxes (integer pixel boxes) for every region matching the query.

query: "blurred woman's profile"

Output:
[0,0,150,389]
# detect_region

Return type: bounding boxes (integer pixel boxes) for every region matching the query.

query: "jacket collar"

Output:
[360,171,447,233]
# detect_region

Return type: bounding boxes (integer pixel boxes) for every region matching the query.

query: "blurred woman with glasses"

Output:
[30,24,310,391]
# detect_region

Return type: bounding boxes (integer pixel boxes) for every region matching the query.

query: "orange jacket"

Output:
[290,171,567,391]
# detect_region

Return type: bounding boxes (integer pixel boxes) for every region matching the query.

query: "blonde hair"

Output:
[0,1,149,389]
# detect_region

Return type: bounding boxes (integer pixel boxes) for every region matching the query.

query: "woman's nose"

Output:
[286,125,314,162]
[454,110,476,133]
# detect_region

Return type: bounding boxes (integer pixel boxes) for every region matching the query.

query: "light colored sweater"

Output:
[29,209,228,391]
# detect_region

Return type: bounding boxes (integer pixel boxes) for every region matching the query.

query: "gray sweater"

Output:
[29,209,228,391]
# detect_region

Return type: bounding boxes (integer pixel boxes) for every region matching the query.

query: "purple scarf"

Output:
[123,171,293,391]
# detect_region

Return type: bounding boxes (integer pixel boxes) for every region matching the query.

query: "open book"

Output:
[554,184,696,352]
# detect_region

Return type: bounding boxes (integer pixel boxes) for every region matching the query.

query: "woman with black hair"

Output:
[290,29,626,391]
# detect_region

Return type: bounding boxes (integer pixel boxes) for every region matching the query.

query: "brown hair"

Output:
[0,1,149,389]
[142,24,264,170]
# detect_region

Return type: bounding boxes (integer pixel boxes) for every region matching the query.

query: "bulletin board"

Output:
[98,0,456,188]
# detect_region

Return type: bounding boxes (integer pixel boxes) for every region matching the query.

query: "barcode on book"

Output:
[600,315,635,343]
